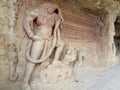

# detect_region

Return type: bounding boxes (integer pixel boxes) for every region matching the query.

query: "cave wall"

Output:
[11,1,111,84]
[14,0,103,79]
[0,0,120,89]
[0,0,10,88]
[61,10,103,66]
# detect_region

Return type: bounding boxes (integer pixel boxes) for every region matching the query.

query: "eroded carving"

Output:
[8,44,18,81]
[22,3,64,90]
[62,46,78,66]
[74,51,83,72]
[39,46,78,83]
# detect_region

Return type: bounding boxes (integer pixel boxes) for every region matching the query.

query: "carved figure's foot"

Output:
[10,72,18,81]
[40,60,50,69]
[21,82,31,90]
[52,60,59,65]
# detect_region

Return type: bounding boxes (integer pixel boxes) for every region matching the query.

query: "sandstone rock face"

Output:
[39,61,73,83]
[0,0,120,90]
[0,0,10,87]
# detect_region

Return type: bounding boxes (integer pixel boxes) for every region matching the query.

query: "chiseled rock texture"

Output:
[0,0,10,88]
[0,0,120,90]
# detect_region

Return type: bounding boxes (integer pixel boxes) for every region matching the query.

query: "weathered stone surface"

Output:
[0,0,10,87]
[0,0,120,90]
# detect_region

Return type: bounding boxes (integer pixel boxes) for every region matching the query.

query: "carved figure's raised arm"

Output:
[23,9,38,39]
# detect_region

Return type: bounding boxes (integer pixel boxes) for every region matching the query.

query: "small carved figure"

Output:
[22,3,64,90]
[39,60,72,83]
[74,51,83,68]
[39,47,78,83]
[8,44,18,81]
[62,47,78,66]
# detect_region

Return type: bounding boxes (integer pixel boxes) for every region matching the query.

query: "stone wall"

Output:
[0,0,10,87]
[14,0,106,74]
[61,10,98,42]
[61,10,112,67]
[0,0,120,89]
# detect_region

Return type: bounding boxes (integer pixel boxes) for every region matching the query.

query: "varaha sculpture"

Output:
[21,2,64,90]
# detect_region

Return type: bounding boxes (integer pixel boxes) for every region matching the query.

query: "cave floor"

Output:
[1,63,120,90]
[30,63,120,90]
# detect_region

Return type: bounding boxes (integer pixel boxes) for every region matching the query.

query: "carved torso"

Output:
[33,7,59,38]
[34,14,55,38]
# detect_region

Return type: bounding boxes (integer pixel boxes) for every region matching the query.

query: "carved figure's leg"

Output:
[53,41,64,62]
[22,40,45,90]
[10,58,18,81]
[8,44,18,81]
[38,40,50,69]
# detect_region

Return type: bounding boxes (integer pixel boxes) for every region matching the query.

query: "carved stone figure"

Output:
[39,61,72,83]
[39,47,78,83]
[8,44,18,81]
[74,51,83,69]
[22,3,64,90]
[73,51,84,76]
[62,47,78,66]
